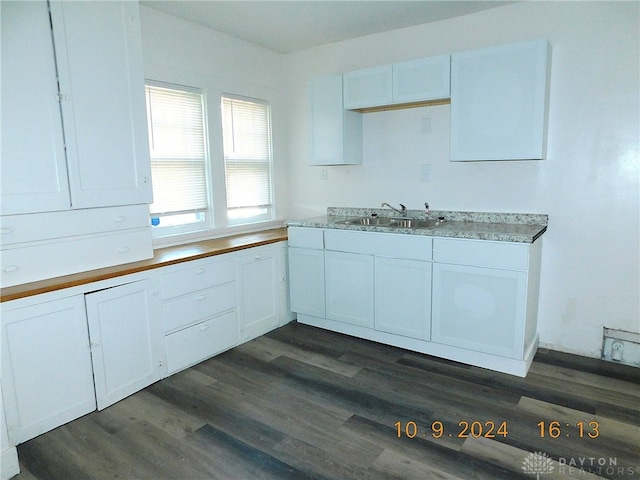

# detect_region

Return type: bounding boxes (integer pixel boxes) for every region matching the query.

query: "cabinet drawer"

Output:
[324,229,378,254]
[287,227,324,249]
[1,204,150,246]
[162,282,235,333]
[433,238,529,271]
[0,228,153,288]
[165,311,239,374]
[369,233,432,261]
[160,256,235,300]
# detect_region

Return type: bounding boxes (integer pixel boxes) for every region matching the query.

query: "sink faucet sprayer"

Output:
[424,202,430,219]
[381,202,407,217]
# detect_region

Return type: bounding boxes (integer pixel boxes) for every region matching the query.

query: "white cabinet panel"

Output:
[165,311,239,375]
[162,282,235,334]
[160,256,235,301]
[85,280,164,410]
[50,1,152,207]
[1,228,153,288]
[309,75,362,165]
[375,257,431,340]
[433,238,529,270]
[343,65,393,109]
[0,204,150,246]
[1,296,95,444]
[288,247,325,318]
[237,245,280,341]
[287,226,324,250]
[431,263,527,359]
[0,1,71,215]
[325,250,374,328]
[392,55,451,104]
[450,38,551,161]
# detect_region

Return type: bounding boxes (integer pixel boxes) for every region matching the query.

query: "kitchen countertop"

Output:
[1,227,288,303]
[288,208,548,243]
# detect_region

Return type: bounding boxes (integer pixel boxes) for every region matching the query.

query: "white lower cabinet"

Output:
[236,243,288,342]
[85,279,165,410]
[288,247,325,318]
[165,311,238,375]
[1,239,291,475]
[374,257,431,340]
[325,250,374,328]
[160,254,239,375]
[1,295,96,444]
[431,238,538,361]
[289,227,542,377]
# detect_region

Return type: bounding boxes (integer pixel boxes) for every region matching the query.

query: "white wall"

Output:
[139,6,292,228]
[283,1,640,358]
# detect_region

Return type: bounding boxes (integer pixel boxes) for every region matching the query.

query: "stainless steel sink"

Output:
[334,217,444,229]
[335,217,394,226]
[390,218,441,229]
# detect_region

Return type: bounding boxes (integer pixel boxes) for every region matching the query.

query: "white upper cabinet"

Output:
[392,55,450,104]
[1,1,71,215]
[343,55,451,110]
[309,74,362,165]
[450,38,551,161]
[50,1,152,207]
[343,65,393,109]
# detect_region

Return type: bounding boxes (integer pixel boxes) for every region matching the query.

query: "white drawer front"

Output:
[433,238,529,271]
[0,228,153,287]
[324,229,378,254]
[287,227,324,249]
[1,204,150,246]
[160,256,235,300]
[165,311,239,374]
[369,233,432,261]
[162,282,236,333]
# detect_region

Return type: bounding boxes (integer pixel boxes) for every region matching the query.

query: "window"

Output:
[221,95,273,224]
[145,82,209,233]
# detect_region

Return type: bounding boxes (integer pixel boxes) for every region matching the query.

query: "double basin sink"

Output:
[334,216,443,229]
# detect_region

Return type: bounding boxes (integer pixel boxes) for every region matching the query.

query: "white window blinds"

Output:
[222,96,272,213]
[145,84,208,216]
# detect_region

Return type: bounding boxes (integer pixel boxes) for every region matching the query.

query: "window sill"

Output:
[151,219,288,249]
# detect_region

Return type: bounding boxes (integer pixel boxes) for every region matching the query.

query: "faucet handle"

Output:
[399,203,406,215]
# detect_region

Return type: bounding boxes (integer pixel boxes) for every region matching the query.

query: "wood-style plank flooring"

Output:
[15,322,640,479]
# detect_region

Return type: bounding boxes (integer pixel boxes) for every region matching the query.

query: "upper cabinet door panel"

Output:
[450,38,551,161]
[392,55,451,104]
[343,65,393,109]
[51,1,152,208]
[0,1,71,215]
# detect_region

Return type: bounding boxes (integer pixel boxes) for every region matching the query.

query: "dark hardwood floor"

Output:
[16,322,640,480]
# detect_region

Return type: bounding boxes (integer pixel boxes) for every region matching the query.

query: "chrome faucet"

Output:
[424,202,430,219]
[381,202,407,217]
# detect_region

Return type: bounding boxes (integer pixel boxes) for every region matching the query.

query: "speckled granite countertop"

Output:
[288,207,548,243]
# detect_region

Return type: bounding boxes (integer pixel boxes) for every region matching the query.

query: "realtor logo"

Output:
[522,451,555,479]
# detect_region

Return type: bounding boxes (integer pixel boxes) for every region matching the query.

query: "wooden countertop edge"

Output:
[1,227,288,303]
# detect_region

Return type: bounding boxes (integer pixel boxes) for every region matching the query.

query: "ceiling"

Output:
[141,1,515,54]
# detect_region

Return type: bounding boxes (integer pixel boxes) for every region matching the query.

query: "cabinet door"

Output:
[1,296,95,444]
[325,251,374,328]
[374,257,431,340]
[0,1,71,215]
[450,38,550,161]
[392,55,451,104]
[431,263,527,358]
[85,280,164,410]
[309,75,362,165]
[237,246,279,341]
[50,1,152,208]
[288,247,325,318]
[343,65,393,109]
